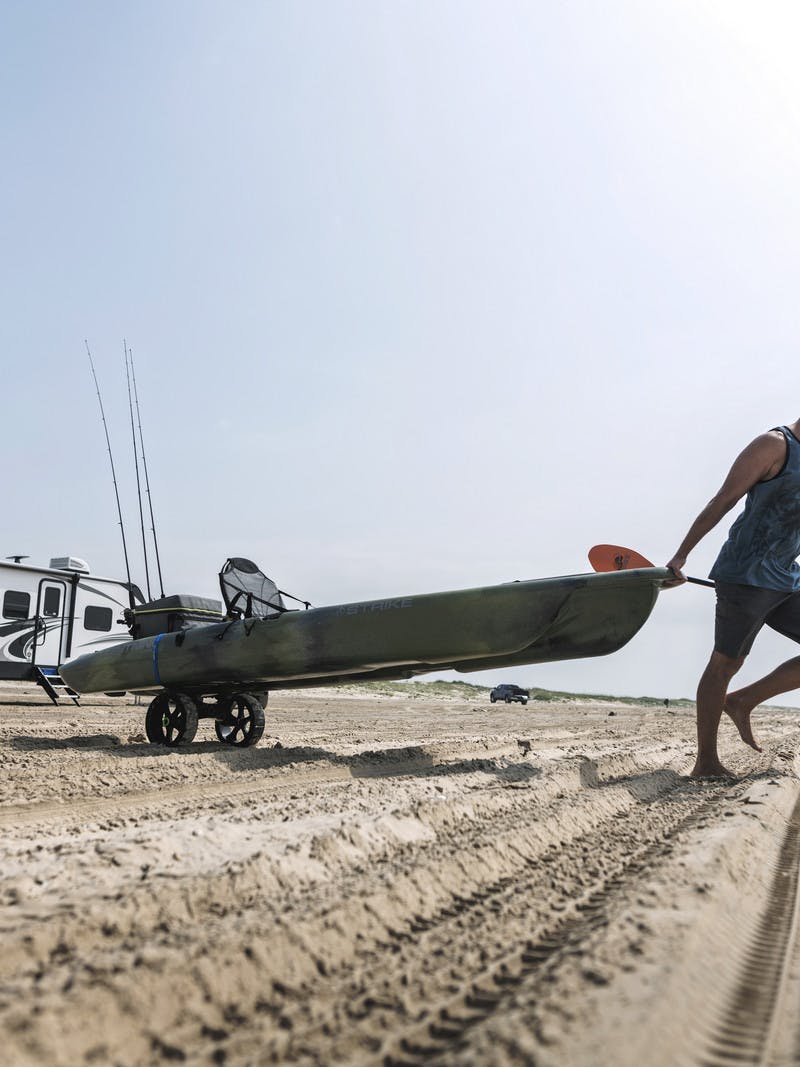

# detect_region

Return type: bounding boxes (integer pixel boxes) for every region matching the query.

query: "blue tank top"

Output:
[710,426,800,591]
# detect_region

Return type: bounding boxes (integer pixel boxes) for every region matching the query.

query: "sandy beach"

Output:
[1,681,799,1066]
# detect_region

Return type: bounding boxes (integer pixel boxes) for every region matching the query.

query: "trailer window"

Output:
[84,605,113,631]
[43,587,61,617]
[3,590,31,620]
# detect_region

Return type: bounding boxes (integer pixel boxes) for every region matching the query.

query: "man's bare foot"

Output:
[690,759,737,779]
[724,691,763,752]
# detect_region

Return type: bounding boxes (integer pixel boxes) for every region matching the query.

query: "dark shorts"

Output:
[715,582,800,659]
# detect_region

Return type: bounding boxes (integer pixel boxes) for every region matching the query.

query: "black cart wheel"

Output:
[215,693,265,748]
[145,692,199,746]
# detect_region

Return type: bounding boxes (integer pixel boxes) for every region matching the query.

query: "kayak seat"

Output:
[219,558,287,620]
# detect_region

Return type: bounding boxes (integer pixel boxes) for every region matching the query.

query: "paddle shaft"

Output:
[683,575,715,589]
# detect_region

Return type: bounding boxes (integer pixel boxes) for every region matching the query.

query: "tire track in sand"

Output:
[2,694,795,1067]
[0,744,520,831]
[281,778,748,1067]
[699,790,800,1067]
[0,756,693,1067]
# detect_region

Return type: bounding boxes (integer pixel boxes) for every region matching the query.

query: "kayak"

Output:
[60,567,670,696]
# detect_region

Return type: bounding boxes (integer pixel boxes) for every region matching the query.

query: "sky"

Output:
[3,1,800,703]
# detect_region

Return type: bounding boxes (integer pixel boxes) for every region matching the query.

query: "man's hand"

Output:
[664,555,687,587]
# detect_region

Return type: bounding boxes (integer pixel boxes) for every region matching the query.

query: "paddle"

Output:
[588,544,715,588]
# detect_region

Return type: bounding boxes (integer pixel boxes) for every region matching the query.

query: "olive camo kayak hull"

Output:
[59,568,670,695]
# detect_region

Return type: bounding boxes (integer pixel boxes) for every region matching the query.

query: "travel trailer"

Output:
[0,554,140,703]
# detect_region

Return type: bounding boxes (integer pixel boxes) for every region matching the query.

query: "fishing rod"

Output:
[129,347,165,598]
[124,341,151,600]
[86,340,136,612]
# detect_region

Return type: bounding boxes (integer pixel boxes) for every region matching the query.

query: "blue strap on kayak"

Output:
[152,633,164,685]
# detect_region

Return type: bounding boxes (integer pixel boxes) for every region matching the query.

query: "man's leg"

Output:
[692,650,744,778]
[725,655,800,750]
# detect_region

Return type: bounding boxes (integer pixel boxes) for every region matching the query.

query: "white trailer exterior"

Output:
[0,555,139,699]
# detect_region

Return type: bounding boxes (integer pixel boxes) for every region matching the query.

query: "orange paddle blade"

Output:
[588,544,655,572]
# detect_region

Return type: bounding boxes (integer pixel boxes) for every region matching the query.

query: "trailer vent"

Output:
[49,557,90,573]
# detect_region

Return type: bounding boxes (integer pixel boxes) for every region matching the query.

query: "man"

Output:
[666,419,800,778]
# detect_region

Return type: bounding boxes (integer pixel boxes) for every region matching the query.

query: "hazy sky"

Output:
[3,1,800,702]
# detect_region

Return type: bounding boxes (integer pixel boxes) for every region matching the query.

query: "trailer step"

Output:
[34,667,81,706]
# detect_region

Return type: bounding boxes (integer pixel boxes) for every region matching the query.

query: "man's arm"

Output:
[665,431,786,584]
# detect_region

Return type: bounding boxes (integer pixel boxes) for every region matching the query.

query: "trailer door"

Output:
[32,579,68,668]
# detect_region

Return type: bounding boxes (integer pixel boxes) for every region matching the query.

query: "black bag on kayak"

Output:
[128,595,225,638]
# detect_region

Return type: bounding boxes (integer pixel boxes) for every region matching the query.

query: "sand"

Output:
[0,681,799,1066]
